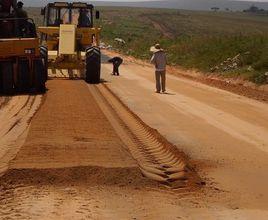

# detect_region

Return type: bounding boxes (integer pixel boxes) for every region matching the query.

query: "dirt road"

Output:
[0,80,200,220]
[0,51,268,219]
[101,50,268,218]
[0,95,42,175]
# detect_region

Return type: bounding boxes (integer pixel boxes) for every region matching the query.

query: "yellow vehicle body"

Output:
[0,38,40,58]
[38,26,101,51]
[38,25,101,69]
[39,2,102,83]
[0,18,47,94]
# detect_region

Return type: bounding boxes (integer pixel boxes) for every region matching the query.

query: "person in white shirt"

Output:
[150,43,167,93]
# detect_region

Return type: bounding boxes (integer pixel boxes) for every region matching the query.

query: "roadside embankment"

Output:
[103,49,268,102]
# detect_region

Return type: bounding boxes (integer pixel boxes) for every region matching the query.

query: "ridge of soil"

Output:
[0,80,208,219]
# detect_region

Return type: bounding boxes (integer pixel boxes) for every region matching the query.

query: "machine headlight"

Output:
[24,49,35,54]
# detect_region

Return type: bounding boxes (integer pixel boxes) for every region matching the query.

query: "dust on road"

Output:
[0,80,203,219]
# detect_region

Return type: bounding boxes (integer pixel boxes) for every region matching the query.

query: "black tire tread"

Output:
[33,58,46,93]
[86,47,101,84]
[0,62,14,95]
[17,59,31,93]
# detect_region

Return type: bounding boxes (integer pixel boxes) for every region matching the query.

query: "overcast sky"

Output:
[90,0,268,1]
[22,0,268,8]
[74,0,268,1]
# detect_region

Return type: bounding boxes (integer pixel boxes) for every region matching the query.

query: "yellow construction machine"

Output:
[0,17,47,94]
[38,2,101,83]
[0,2,101,95]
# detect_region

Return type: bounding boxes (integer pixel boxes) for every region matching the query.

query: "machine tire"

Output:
[0,64,2,93]
[17,59,31,93]
[40,46,48,81]
[33,59,46,93]
[0,61,14,95]
[85,47,101,84]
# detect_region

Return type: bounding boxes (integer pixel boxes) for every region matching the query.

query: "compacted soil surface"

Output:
[101,50,268,219]
[0,52,268,219]
[0,80,205,220]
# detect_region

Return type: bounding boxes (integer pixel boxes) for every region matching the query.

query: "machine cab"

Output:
[41,2,99,28]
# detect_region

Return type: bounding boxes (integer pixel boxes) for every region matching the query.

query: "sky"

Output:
[90,0,268,1]
[65,0,268,1]
[22,0,268,9]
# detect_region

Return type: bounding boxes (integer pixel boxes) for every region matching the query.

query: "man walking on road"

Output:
[150,43,167,93]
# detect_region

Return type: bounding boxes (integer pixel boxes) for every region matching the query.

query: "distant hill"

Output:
[24,0,268,11]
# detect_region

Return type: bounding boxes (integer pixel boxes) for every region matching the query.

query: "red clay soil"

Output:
[0,80,209,219]
[10,79,137,169]
[176,73,268,103]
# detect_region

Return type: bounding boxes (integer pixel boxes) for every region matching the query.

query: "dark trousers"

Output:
[155,70,166,92]
[113,60,122,75]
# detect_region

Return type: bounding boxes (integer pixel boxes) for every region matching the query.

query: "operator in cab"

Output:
[16,1,31,37]
[78,9,91,27]
[16,1,27,18]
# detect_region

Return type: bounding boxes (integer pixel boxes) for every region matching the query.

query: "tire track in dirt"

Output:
[89,83,201,189]
[0,95,42,176]
[140,15,174,39]
[0,97,10,109]
[0,80,180,219]
[0,80,207,219]
[150,19,174,39]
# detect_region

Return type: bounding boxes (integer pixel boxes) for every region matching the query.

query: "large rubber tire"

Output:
[0,64,2,93]
[16,59,31,93]
[40,46,48,82]
[85,47,101,84]
[33,59,46,93]
[0,62,14,95]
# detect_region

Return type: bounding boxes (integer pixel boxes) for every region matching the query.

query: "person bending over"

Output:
[108,57,123,76]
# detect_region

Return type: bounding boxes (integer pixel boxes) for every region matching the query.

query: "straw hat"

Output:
[17,1,24,7]
[150,43,164,53]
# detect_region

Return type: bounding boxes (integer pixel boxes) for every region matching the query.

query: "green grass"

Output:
[27,7,268,84]
[96,7,268,84]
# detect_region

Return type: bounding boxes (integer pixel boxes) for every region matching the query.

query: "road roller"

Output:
[0,17,47,94]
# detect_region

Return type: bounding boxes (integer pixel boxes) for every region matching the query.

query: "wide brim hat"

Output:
[150,43,164,53]
[17,1,24,6]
